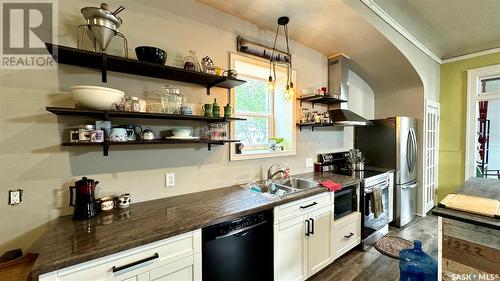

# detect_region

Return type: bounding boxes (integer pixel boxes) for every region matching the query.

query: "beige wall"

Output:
[345,0,441,216]
[0,0,374,253]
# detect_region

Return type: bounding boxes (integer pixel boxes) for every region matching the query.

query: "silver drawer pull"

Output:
[344,232,354,239]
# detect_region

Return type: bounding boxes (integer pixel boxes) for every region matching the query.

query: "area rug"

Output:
[374,236,414,259]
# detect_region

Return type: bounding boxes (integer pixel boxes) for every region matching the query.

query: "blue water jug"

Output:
[399,240,438,281]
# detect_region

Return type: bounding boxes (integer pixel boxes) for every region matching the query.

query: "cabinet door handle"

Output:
[310,218,315,235]
[344,232,354,239]
[305,219,310,236]
[300,202,318,209]
[112,253,159,274]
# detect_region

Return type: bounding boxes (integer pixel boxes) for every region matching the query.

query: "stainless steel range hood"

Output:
[328,54,372,126]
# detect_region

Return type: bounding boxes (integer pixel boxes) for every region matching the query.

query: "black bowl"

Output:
[135,46,167,65]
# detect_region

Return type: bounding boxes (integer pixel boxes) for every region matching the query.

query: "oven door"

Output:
[334,186,357,219]
[363,179,389,238]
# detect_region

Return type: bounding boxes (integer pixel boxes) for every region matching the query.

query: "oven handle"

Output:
[364,181,390,194]
[215,220,267,239]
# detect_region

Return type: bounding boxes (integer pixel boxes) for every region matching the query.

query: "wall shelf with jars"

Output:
[47,107,244,156]
[297,89,347,131]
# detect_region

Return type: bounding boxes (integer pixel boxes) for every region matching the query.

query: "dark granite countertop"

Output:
[31,172,361,279]
[432,177,500,229]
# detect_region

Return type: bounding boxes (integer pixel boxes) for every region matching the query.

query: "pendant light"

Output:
[268,16,294,99]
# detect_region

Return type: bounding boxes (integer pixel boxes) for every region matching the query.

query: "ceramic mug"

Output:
[117,193,131,209]
[117,125,142,141]
[97,196,115,212]
[109,128,128,142]
[222,69,238,78]
[202,104,213,117]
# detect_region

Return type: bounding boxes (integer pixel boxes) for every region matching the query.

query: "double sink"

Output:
[248,177,319,197]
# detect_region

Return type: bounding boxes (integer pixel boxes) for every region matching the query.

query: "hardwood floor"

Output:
[308,214,438,281]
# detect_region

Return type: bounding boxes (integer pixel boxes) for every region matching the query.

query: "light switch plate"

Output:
[305,158,314,168]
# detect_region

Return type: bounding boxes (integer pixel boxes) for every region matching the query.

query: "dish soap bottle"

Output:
[399,240,437,281]
[212,98,220,117]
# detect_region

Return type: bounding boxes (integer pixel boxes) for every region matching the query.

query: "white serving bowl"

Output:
[71,85,125,110]
[172,128,192,137]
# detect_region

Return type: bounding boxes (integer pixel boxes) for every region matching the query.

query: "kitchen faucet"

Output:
[267,162,290,181]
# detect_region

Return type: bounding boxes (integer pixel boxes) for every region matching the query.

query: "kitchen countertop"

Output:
[432,177,500,229]
[31,171,361,279]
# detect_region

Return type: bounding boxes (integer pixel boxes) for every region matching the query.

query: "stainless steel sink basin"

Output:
[276,177,319,190]
[243,177,319,197]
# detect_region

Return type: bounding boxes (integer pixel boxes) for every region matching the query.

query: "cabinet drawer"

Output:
[49,230,201,281]
[275,193,332,224]
[332,212,361,259]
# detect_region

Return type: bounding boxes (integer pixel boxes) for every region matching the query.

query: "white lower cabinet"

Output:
[38,230,201,281]
[331,212,361,259]
[307,207,332,276]
[274,193,333,281]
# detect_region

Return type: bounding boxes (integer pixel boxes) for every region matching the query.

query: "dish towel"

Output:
[371,186,383,218]
[320,180,342,192]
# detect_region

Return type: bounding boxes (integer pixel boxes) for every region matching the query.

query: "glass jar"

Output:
[125,96,140,112]
[162,85,184,114]
[144,90,163,112]
[209,123,223,140]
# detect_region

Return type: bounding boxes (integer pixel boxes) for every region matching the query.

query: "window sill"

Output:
[230,149,296,161]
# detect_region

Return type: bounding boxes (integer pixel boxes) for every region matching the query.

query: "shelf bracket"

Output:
[208,143,212,151]
[103,142,109,156]
[103,110,109,121]
[101,53,108,83]
[206,86,211,96]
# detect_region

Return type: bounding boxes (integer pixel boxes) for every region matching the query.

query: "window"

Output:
[466,65,500,179]
[229,53,295,160]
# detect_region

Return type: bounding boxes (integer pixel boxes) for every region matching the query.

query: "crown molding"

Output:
[441,47,500,64]
[360,0,443,64]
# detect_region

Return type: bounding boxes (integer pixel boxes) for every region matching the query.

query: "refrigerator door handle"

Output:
[410,128,417,172]
[402,183,418,189]
[406,130,412,173]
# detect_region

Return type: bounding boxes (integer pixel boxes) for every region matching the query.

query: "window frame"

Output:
[234,73,274,151]
[465,64,500,179]
[229,52,296,161]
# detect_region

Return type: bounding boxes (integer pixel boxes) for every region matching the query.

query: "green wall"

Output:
[439,52,500,200]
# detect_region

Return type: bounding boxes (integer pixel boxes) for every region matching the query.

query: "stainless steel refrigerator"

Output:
[355,116,418,227]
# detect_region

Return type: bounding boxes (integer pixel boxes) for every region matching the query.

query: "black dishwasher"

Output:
[202,209,273,281]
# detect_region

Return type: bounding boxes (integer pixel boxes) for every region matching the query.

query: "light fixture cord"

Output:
[270,24,280,78]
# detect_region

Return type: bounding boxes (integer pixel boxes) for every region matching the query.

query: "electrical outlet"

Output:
[8,189,23,205]
[305,158,314,168]
[165,173,175,187]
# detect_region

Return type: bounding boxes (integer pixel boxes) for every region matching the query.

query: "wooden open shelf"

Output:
[45,43,246,93]
[296,95,347,108]
[46,107,246,122]
[296,123,338,131]
[62,140,240,156]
